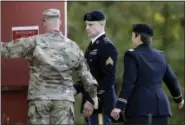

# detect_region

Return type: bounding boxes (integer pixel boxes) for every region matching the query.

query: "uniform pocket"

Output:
[34,100,52,116]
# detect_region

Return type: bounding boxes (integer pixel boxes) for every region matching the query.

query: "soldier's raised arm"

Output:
[76,50,98,98]
[1,36,36,58]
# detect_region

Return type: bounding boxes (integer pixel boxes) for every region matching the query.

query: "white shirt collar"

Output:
[91,32,105,44]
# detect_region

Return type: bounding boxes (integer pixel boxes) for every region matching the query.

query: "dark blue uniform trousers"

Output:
[126,116,169,125]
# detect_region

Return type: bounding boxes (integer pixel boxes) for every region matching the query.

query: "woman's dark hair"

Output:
[135,33,152,44]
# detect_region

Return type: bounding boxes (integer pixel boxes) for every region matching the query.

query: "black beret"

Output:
[132,23,154,37]
[84,10,106,21]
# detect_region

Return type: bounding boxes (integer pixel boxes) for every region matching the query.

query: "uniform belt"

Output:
[139,85,161,89]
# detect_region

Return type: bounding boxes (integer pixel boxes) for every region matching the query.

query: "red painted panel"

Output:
[1,1,66,85]
[1,1,66,124]
[1,1,65,41]
[1,1,65,85]
[1,90,28,124]
[1,58,29,86]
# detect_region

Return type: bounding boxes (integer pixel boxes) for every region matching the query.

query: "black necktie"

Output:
[88,41,92,48]
[85,41,92,54]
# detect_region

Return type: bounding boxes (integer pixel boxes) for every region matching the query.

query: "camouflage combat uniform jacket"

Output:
[1,30,97,101]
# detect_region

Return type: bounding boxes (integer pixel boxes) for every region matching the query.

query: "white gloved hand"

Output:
[177,99,184,110]
[92,96,98,109]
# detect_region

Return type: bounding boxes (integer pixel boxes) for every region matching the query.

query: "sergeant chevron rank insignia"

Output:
[106,57,113,66]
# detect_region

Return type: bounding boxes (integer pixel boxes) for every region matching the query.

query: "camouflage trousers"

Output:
[28,100,74,125]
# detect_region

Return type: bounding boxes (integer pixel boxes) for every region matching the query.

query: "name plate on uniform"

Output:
[90,49,98,55]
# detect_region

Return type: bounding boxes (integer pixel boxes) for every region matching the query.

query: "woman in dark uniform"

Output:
[111,23,184,125]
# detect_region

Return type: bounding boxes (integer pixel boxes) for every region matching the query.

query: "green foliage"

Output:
[68,1,184,124]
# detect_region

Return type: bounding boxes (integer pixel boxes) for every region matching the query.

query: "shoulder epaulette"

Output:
[103,37,111,44]
[159,50,164,53]
[128,49,134,52]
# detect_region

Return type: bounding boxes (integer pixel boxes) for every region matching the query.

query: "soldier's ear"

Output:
[100,20,106,26]
[136,34,141,41]
[138,34,141,39]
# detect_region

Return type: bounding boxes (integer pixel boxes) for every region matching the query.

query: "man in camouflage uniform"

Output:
[1,8,98,125]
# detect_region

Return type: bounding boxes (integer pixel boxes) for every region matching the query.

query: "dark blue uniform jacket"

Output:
[116,43,183,117]
[74,34,118,115]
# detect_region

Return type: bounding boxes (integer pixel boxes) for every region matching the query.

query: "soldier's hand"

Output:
[111,108,121,121]
[177,99,184,110]
[83,101,94,118]
[92,96,98,109]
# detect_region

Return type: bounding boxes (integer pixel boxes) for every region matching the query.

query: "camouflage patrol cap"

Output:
[43,8,60,18]
[132,23,154,37]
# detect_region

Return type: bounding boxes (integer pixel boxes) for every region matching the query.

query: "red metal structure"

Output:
[1,1,67,124]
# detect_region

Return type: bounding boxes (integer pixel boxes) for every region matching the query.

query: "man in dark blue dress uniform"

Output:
[74,10,118,125]
[111,23,184,125]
